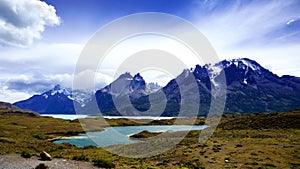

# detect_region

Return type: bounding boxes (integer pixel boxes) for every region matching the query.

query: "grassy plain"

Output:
[0,108,299,168]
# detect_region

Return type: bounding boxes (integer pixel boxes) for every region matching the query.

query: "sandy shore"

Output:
[0,154,99,169]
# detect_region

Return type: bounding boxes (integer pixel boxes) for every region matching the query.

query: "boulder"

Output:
[40,151,52,161]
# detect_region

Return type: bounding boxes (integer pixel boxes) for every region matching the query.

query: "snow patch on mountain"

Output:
[72,90,93,107]
[226,58,262,73]
[42,84,92,108]
[207,64,222,80]
[42,94,48,99]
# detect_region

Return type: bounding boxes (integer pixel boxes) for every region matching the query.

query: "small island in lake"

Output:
[129,130,162,140]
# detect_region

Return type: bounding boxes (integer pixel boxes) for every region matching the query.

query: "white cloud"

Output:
[140,70,172,87]
[194,0,298,49]
[0,0,60,47]
[286,16,300,25]
[0,72,72,92]
[0,42,80,102]
[226,44,300,77]
[0,87,32,103]
[191,0,300,77]
[0,69,114,103]
[97,34,205,85]
[0,72,78,103]
[74,69,113,90]
[0,43,83,74]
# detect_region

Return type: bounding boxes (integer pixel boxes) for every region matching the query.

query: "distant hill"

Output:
[0,101,21,112]
[0,101,39,117]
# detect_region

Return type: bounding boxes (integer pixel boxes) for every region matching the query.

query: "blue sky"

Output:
[0,0,300,102]
[41,0,196,43]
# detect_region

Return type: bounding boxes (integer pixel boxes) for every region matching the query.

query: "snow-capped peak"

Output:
[216,58,263,74]
[236,58,261,71]
[41,84,93,107]
[233,58,260,70]
[50,84,71,96]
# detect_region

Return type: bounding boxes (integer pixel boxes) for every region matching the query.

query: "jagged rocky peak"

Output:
[193,64,209,79]
[103,72,149,96]
[53,84,61,90]
[179,69,192,78]
[131,73,146,90]
[133,73,143,81]
[148,82,161,92]
[215,58,280,86]
[118,72,132,79]
[105,72,133,94]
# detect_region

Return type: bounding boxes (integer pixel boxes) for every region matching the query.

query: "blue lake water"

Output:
[53,125,208,147]
[41,114,176,120]
[41,114,89,120]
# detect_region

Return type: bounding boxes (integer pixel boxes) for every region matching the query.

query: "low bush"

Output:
[92,159,115,168]
[21,151,31,158]
[72,155,89,161]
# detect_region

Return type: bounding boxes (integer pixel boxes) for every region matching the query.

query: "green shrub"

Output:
[34,134,45,139]
[72,155,89,161]
[21,151,31,158]
[92,159,115,168]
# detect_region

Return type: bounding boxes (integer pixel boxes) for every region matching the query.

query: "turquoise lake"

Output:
[54,125,208,147]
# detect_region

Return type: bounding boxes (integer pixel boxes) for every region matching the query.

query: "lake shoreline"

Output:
[41,114,205,120]
[53,125,209,147]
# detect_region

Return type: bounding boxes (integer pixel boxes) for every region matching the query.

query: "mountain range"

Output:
[13,58,300,116]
